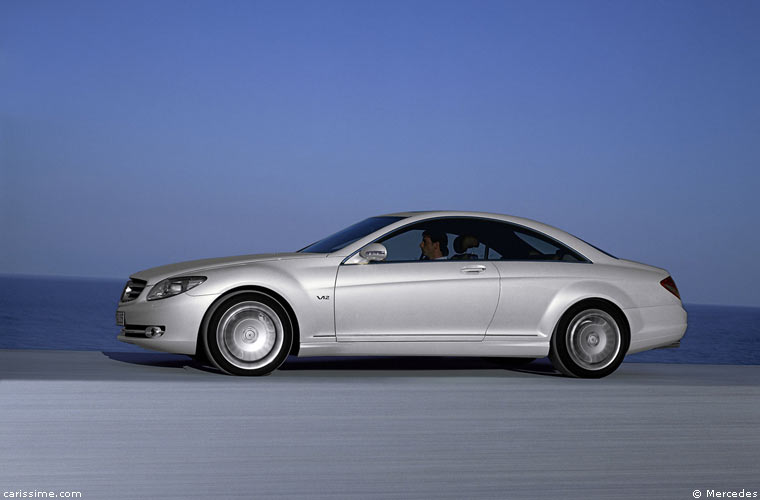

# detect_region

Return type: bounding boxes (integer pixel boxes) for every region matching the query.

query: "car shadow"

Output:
[102,351,223,375]
[5,350,750,385]
[0,349,559,381]
[90,353,760,386]
[279,355,561,376]
[105,352,561,378]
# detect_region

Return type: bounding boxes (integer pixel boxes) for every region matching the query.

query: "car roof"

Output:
[379,210,553,231]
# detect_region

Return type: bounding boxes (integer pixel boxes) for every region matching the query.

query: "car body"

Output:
[116,211,687,377]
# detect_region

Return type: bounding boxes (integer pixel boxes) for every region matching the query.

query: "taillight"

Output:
[660,276,681,300]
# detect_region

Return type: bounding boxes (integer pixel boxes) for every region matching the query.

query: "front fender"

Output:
[187,258,341,342]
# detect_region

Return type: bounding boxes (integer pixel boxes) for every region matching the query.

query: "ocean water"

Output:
[0,275,758,364]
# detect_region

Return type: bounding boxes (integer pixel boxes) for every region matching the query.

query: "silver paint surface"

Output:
[115,211,687,361]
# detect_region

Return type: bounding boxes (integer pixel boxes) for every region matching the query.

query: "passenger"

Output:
[419,230,449,260]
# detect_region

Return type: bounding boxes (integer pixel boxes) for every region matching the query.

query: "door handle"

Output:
[460,265,486,274]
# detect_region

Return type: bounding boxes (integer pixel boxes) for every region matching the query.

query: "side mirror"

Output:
[359,243,388,263]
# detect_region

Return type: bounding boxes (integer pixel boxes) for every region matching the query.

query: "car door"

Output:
[472,219,592,338]
[334,219,500,342]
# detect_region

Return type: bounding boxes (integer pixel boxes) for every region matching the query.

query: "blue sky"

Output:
[1,0,759,306]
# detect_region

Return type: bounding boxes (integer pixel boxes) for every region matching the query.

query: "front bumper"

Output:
[116,291,219,355]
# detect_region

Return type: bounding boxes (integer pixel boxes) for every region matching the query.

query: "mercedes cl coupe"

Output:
[116,211,687,378]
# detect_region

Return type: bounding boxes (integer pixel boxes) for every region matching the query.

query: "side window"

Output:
[456,219,585,262]
[370,217,585,263]
[377,221,457,262]
[450,235,485,260]
[514,231,561,257]
[381,228,425,262]
[505,228,585,262]
[485,247,503,260]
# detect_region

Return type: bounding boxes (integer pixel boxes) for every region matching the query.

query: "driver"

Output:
[420,230,449,260]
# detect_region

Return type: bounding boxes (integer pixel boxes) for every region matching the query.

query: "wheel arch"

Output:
[552,297,631,341]
[538,279,634,339]
[196,285,301,357]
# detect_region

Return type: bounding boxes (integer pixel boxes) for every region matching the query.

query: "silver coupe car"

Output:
[116,211,687,378]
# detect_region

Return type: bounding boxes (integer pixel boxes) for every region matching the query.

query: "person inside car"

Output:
[419,230,449,260]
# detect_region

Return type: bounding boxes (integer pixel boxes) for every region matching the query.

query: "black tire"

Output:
[203,292,293,376]
[549,300,630,378]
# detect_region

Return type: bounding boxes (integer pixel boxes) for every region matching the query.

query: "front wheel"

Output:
[549,302,629,378]
[204,292,293,376]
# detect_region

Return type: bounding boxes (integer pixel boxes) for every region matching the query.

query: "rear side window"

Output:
[453,218,587,262]
[496,226,586,262]
[514,231,558,255]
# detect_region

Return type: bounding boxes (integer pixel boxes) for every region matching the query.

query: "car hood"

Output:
[130,253,323,284]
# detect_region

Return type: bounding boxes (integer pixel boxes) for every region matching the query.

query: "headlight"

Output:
[147,276,206,301]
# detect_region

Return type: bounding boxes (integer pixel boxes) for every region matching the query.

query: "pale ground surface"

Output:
[1,350,758,500]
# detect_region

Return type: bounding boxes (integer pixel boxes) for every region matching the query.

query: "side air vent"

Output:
[121,279,147,302]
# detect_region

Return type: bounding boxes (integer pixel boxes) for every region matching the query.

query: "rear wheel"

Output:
[550,301,629,378]
[204,292,293,376]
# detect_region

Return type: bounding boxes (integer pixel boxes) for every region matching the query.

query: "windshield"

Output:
[299,216,405,253]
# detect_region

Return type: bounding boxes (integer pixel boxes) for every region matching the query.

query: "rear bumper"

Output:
[625,304,688,354]
[116,292,219,355]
